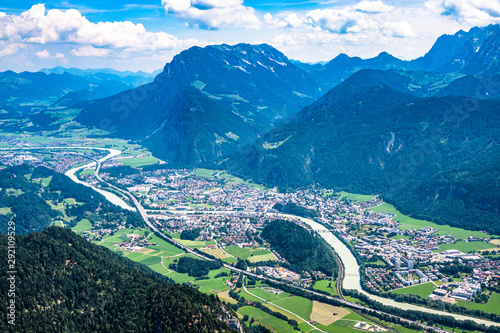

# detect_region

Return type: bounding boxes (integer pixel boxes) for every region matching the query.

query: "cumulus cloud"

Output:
[35,49,50,59]
[71,46,110,57]
[353,0,394,13]
[381,21,417,37]
[161,0,260,29]
[425,0,500,24]
[305,8,378,33]
[266,1,402,36]
[0,4,197,57]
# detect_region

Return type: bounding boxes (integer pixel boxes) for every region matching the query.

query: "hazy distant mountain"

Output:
[226,69,500,234]
[411,24,500,75]
[299,24,500,90]
[40,66,161,86]
[75,43,323,165]
[299,51,410,90]
[0,69,138,112]
[0,71,92,110]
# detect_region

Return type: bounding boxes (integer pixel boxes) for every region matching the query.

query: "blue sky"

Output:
[0,0,499,72]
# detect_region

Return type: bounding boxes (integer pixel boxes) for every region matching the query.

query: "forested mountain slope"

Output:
[0,227,237,332]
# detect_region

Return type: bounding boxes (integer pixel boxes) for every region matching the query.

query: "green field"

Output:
[339,191,375,202]
[237,306,295,333]
[145,234,185,257]
[272,295,313,321]
[248,252,277,263]
[390,282,436,298]
[79,169,95,175]
[313,279,338,296]
[117,156,160,168]
[370,203,494,239]
[247,288,292,302]
[72,219,92,232]
[456,292,500,315]
[41,176,52,186]
[225,246,252,260]
[53,220,64,227]
[0,207,11,215]
[193,168,222,178]
[173,238,216,248]
[435,241,496,253]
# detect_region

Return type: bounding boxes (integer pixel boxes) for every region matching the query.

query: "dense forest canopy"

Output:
[0,227,237,332]
[261,220,338,277]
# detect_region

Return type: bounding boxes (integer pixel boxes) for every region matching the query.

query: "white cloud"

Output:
[0,4,197,57]
[0,42,24,57]
[425,0,500,25]
[70,46,111,57]
[353,0,394,13]
[381,21,417,37]
[54,52,65,59]
[35,49,50,59]
[161,0,260,29]
[305,8,378,33]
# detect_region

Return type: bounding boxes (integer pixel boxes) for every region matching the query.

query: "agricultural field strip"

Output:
[243,285,326,333]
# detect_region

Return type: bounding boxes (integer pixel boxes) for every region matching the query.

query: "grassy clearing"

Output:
[313,279,338,296]
[273,295,313,321]
[79,169,95,175]
[0,207,11,215]
[339,191,374,202]
[41,176,52,186]
[456,292,500,315]
[247,288,292,302]
[72,219,92,232]
[390,282,436,298]
[225,246,252,260]
[435,241,496,253]
[118,156,160,168]
[237,306,295,333]
[145,234,185,257]
[222,257,238,264]
[248,253,277,263]
[370,203,494,239]
[193,168,222,178]
[173,238,216,248]
[219,173,266,190]
[200,247,232,259]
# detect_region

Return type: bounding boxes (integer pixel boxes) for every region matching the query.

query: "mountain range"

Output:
[0,67,159,115]
[298,23,500,88]
[74,43,323,165]
[24,23,500,234]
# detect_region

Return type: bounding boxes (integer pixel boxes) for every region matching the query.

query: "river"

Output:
[1,146,134,211]
[288,214,500,327]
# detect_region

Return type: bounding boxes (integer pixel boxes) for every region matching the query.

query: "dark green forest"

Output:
[261,220,338,277]
[169,256,223,277]
[0,227,237,332]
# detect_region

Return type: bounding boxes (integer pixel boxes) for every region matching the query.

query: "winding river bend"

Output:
[288,214,500,327]
[3,146,499,327]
